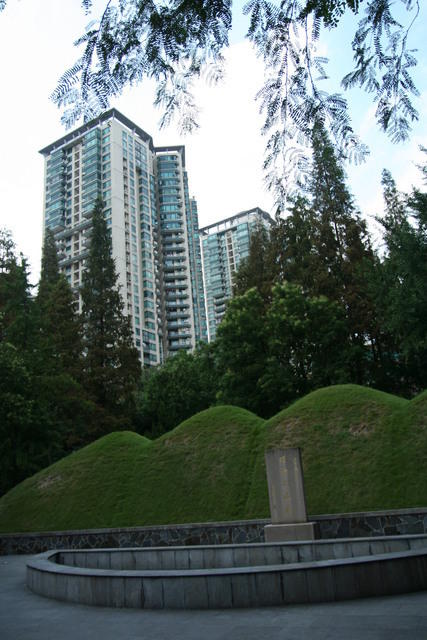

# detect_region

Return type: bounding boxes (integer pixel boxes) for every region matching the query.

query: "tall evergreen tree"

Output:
[233,222,278,304]
[305,122,381,383]
[275,196,318,292]
[37,229,83,378]
[0,228,16,273]
[38,228,60,301]
[0,233,34,352]
[375,168,427,391]
[0,230,68,493]
[81,199,140,416]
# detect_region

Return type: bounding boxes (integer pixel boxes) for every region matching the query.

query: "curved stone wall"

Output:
[27,534,427,609]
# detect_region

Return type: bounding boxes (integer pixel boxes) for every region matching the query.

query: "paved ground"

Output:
[1,555,427,640]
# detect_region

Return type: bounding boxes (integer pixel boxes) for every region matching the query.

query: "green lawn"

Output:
[0,385,426,533]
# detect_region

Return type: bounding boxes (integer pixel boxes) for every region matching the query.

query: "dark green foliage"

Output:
[136,344,219,436]
[0,342,42,495]
[0,223,140,495]
[0,235,51,494]
[374,165,427,390]
[261,283,351,407]
[272,197,317,291]
[37,229,60,301]
[235,139,427,400]
[0,244,34,351]
[231,124,404,395]
[307,122,381,381]
[216,287,270,416]
[233,221,279,304]
[215,284,353,416]
[36,230,83,379]
[81,199,140,416]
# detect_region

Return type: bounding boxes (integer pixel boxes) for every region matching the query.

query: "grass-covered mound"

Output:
[0,406,264,532]
[246,385,427,517]
[0,385,426,533]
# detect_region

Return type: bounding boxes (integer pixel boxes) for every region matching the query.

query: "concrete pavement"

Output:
[1,554,427,639]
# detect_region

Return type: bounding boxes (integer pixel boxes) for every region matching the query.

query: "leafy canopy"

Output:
[0,0,421,204]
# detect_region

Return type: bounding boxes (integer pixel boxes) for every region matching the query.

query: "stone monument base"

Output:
[264,522,316,543]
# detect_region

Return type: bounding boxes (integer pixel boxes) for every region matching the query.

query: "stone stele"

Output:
[264,447,316,542]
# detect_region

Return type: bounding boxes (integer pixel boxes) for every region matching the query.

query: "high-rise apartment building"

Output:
[200,208,272,341]
[40,109,207,366]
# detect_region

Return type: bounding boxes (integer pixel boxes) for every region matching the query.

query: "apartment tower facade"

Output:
[40,109,207,366]
[200,208,272,341]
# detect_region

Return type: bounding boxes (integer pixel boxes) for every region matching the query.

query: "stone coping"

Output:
[29,547,427,578]
[4,506,427,538]
[26,535,427,608]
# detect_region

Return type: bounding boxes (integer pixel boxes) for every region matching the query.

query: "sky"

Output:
[0,0,426,283]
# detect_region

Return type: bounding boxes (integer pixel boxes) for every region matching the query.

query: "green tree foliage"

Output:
[0,339,88,495]
[215,284,352,416]
[35,230,101,451]
[0,217,144,494]
[36,229,83,379]
[233,221,279,304]
[306,122,381,382]
[0,221,143,495]
[0,234,63,494]
[216,288,270,416]
[1,1,419,202]
[234,124,396,389]
[0,234,34,351]
[260,283,351,408]
[136,344,218,436]
[0,343,46,495]
[37,228,60,301]
[81,199,141,417]
[375,166,427,390]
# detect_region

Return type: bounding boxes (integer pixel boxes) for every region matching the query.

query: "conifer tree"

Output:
[276,196,317,292]
[306,122,380,382]
[0,233,34,352]
[81,199,140,415]
[375,168,427,390]
[0,230,65,493]
[38,228,60,300]
[37,229,83,378]
[233,222,278,304]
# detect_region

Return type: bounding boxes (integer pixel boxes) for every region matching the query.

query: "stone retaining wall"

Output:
[2,507,427,555]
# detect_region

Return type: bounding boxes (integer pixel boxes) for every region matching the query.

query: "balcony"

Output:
[164,282,188,290]
[167,321,190,329]
[166,311,190,320]
[165,301,190,310]
[59,251,89,268]
[165,290,189,300]
[169,341,192,351]
[55,218,91,239]
[163,265,187,274]
[50,221,66,234]
[162,232,184,241]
